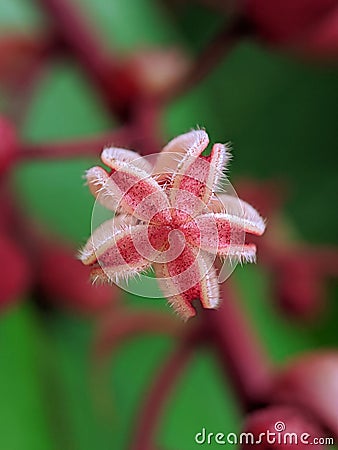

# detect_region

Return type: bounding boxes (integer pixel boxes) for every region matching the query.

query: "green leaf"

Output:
[0,305,54,450]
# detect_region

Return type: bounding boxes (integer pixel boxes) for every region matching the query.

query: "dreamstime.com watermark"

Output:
[194,422,335,446]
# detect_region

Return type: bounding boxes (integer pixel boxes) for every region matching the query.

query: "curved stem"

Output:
[129,326,202,450]
[93,310,183,362]
[203,281,272,411]
[37,0,135,117]
[19,127,134,160]
[3,35,61,126]
[38,0,112,74]
[90,310,183,429]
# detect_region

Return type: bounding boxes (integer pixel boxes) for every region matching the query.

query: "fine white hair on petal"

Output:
[153,262,197,322]
[91,158,171,222]
[85,166,119,211]
[81,223,153,283]
[219,243,257,264]
[210,194,266,235]
[78,215,133,265]
[153,129,209,176]
[79,219,139,266]
[198,252,220,309]
[101,147,153,173]
[90,264,148,285]
[204,143,231,197]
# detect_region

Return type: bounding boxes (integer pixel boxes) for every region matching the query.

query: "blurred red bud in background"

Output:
[274,257,324,319]
[37,242,118,314]
[242,405,326,449]
[123,48,191,97]
[244,0,338,59]
[274,352,338,437]
[236,179,286,219]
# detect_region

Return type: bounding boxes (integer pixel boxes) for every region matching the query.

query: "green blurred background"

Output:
[0,0,337,449]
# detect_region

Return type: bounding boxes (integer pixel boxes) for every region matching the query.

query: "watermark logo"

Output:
[194,424,335,446]
[274,421,286,432]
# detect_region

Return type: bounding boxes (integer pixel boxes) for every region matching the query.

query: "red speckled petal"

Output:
[79,214,136,265]
[80,224,162,281]
[210,193,266,233]
[170,143,230,214]
[183,212,264,260]
[154,246,219,321]
[99,158,171,223]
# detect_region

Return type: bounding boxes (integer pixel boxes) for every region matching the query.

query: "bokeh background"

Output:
[0,0,337,449]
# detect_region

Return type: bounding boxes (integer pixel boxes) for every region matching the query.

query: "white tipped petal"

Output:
[85,166,118,211]
[153,129,209,179]
[210,193,266,235]
[101,147,152,173]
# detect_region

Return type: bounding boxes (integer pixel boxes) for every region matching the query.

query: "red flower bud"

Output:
[0,117,18,175]
[236,179,285,218]
[38,243,118,314]
[0,233,30,310]
[123,48,191,97]
[242,405,327,449]
[245,0,338,59]
[275,258,323,319]
[274,352,338,437]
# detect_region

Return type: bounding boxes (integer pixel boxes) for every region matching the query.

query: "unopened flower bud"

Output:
[273,352,338,438]
[38,243,118,314]
[244,0,338,59]
[275,258,323,319]
[123,48,191,97]
[242,405,326,449]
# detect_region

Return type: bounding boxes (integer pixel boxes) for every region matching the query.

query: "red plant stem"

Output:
[19,127,134,160]
[37,0,136,117]
[204,282,272,411]
[90,310,184,429]
[130,98,164,156]
[9,39,61,127]
[38,0,112,74]
[129,326,202,450]
[93,310,183,362]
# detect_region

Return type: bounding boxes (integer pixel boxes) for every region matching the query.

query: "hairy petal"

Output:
[202,143,230,200]
[210,193,266,234]
[79,214,136,265]
[85,166,119,211]
[101,147,153,173]
[79,224,158,281]
[224,243,257,263]
[153,129,209,182]
[97,160,171,223]
[154,246,219,321]
[170,143,230,215]
[183,212,264,257]
[89,265,112,285]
